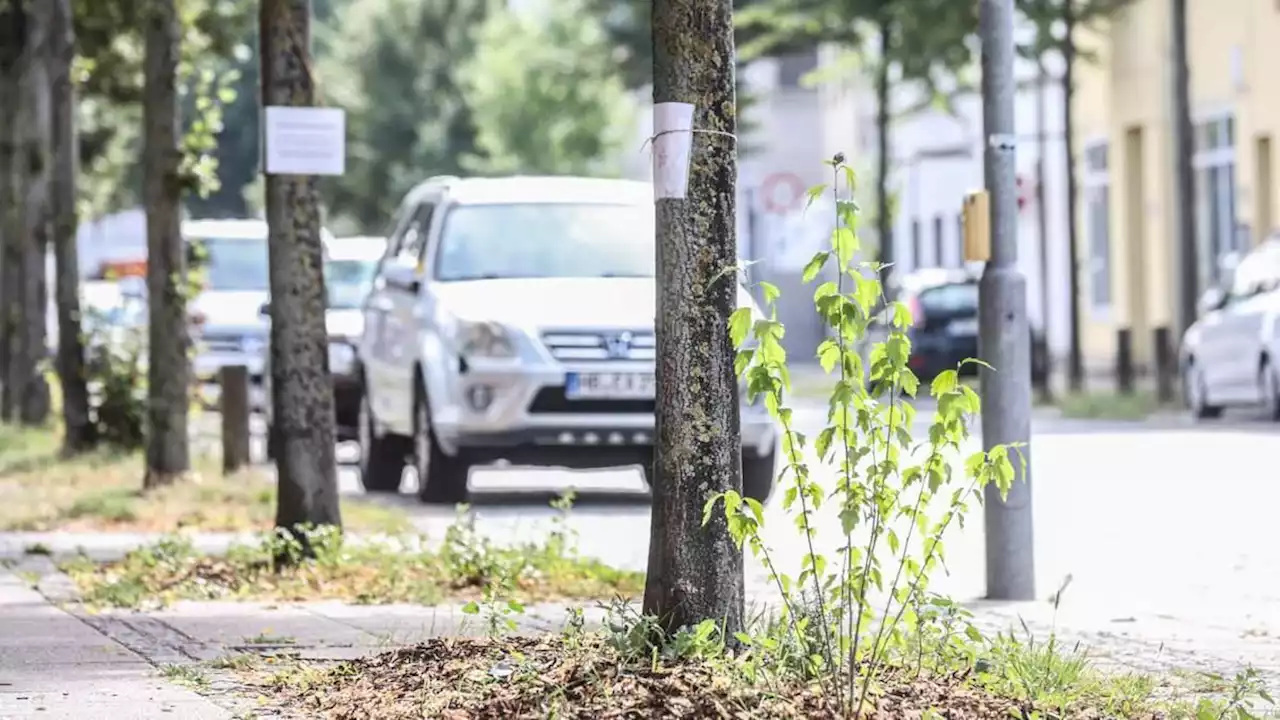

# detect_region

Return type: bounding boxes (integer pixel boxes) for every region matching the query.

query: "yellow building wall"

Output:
[1072,0,1280,373]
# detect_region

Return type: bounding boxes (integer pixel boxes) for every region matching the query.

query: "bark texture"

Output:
[143,0,191,487]
[643,0,744,635]
[1061,0,1084,393]
[11,0,51,426]
[0,1,23,419]
[50,0,93,451]
[874,18,893,295]
[261,0,342,534]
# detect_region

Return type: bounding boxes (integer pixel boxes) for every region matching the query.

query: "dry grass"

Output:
[61,523,643,609]
[0,425,409,534]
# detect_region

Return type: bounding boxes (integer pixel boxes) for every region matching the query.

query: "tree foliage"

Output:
[317,0,491,233]
[71,0,253,219]
[460,0,633,177]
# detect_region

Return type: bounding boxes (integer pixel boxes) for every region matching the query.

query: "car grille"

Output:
[528,386,655,414]
[541,329,655,362]
[198,332,263,354]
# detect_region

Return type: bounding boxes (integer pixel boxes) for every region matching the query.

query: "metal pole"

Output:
[979,0,1035,600]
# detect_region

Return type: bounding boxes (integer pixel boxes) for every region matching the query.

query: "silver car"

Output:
[1180,235,1280,420]
[357,175,779,503]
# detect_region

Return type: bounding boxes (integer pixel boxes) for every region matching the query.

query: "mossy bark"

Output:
[142,0,191,487]
[260,0,342,535]
[50,0,94,452]
[11,0,51,427]
[0,0,24,422]
[643,0,744,636]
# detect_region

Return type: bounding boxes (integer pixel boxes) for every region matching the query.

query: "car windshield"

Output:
[434,202,654,281]
[918,282,979,315]
[191,237,269,291]
[326,258,378,309]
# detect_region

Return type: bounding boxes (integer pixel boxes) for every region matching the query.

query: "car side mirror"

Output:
[383,262,422,294]
[1198,287,1227,315]
[259,301,271,318]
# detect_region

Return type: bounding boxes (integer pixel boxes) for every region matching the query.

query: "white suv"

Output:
[356,175,779,503]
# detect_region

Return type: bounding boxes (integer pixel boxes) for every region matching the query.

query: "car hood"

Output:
[326,308,364,339]
[431,278,759,330]
[192,290,269,332]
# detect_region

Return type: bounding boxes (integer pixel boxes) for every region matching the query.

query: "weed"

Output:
[161,663,208,688]
[242,633,297,646]
[23,543,51,556]
[209,653,260,670]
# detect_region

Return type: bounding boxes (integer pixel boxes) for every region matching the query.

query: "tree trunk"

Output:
[1062,0,1084,393]
[1170,0,1197,340]
[643,0,744,635]
[50,0,93,452]
[874,17,894,298]
[14,0,51,426]
[0,1,23,421]
[1034,55,1052,402]
[143,0,191,487]
[261,0,342,536]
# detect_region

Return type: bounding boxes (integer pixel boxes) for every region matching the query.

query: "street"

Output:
[250,400,1280,647]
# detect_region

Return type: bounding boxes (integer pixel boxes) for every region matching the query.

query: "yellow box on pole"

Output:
[962,190,991,262]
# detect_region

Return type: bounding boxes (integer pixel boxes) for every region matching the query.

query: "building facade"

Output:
[1072,0,1280,373]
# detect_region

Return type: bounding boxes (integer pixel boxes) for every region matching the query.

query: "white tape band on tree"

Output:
[652,102,695,199]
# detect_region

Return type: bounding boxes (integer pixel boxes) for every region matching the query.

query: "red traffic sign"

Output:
[758,172,807,214]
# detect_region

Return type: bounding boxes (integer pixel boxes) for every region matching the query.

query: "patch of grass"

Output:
[0,425,410,534]
[243,633,297,646]
[1052,390,1168,421]
[15,570,40,588]
[209,653,261,671]
[61,513,643,610]
[161,663,209,688]
[24,543,52,555]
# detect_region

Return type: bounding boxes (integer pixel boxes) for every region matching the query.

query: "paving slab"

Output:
[0,571,232,719]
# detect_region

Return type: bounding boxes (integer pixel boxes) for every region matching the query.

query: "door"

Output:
[363,199,419,431]
[1214,245,1276,400]
[380,200,437,431]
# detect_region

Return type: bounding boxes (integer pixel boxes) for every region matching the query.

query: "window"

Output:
[1227,241,1280,302]
[394,202,435,265]
[189,237,270,291]
[1082,141,1111,311]
[918,282,978,315]
[434,202,654,281]
[932,214,945,268]
[325,258,379,309]
[911,219,923,270]
[1194,114,1238,286]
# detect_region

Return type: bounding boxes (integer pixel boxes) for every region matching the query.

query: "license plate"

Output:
[947,318,979,336]
[565,372,655,400]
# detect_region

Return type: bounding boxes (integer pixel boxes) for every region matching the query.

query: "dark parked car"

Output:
[894,269,1047,383]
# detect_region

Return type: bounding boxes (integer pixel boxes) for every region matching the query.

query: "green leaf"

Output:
[507,600,525,613]
[801,251,830,283]
[759,281,781,306]
[831,226,858,266]
[804,184,827,209]
[728,307,753,347]
[462,601,480,615]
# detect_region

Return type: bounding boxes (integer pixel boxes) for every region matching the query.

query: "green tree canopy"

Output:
[460,0,633,177]
[316,0,491,233]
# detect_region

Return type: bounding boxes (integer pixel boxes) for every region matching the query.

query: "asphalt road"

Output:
[234,400,1280,640]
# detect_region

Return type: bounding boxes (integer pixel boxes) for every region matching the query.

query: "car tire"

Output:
[1260,358,1280,422]
[1185,361,1222,420]
[358,389,409,493]
[641,449,776,504]
[413,387,470,504]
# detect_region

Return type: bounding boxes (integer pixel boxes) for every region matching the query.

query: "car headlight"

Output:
[457,320,516,359]
[329,342,356,373]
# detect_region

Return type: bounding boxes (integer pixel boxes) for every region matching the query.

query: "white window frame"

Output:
[1192,110,1238,288]
[1081,137,1111,316]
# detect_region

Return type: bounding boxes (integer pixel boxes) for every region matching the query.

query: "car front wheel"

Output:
[358,389,409,493]
[413,389,471,504]
[1185,362,1222,420]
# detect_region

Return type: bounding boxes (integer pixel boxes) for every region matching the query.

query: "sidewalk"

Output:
[0,567,230,719]
[4,537,1279,717]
